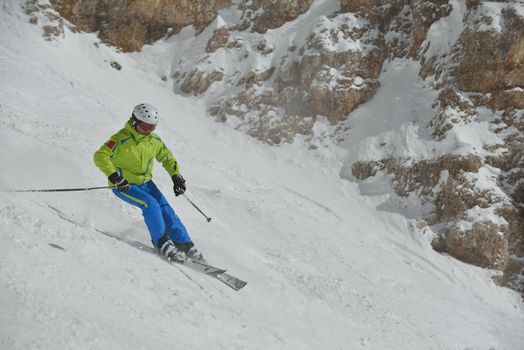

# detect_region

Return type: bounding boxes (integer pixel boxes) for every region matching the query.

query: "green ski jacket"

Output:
[94,121,179,185]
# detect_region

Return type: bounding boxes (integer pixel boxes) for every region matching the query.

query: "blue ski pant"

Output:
[112,181,192,247]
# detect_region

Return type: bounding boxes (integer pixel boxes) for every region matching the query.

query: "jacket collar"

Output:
[125,120,149,142]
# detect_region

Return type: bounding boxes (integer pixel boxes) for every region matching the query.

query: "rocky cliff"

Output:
[351,1,524,296]
[38,0,524,296]
[48,0,231,52]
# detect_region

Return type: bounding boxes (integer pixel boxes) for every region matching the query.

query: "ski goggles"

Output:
[136,121,156,134]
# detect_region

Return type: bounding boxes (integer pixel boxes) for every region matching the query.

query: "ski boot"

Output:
[186,247,207,264]
[175,242,206,264]
[158,239,186,262]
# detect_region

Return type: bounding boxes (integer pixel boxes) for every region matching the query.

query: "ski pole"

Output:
[182,193,212,223]
[6,186,115,193]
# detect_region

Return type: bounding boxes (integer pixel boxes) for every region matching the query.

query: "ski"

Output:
[128,240,247,291]
[44,204,247,290]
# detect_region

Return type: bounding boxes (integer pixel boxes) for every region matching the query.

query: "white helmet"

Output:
[132,103,159,125]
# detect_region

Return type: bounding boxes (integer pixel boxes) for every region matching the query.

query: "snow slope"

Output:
[1,1,523,349]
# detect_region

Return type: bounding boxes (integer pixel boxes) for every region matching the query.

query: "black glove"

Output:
[108,172,130,193]
[172,174,186,196]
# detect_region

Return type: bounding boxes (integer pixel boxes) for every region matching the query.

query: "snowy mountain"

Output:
[43,0,524,295]
[1,1,524,349]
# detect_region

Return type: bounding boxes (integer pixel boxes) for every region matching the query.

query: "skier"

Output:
[93,103,204,263]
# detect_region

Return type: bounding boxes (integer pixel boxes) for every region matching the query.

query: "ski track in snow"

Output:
[1,1,524,349]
